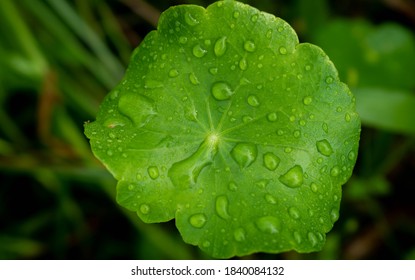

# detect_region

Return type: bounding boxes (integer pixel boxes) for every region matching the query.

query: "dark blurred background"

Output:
[1,0,415,259]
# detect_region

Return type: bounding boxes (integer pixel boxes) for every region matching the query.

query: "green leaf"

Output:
[85,0,360,258]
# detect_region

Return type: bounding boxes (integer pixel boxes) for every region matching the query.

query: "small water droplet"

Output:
[140,204,150,214]
[322,122,329,133]
[277,129,284,136]
[247,95,260,107]
[185,12,199,26]
[179,36,188,44]
[265,193,277,204]
[303,96,312,105]
[215,195,230,220]
[316,139,334,157]
[293,130,301,138]
[147,166,159,179]
[128,184,134,191]
[293,231,302,244]
[308,232,318,247]
[310,182,318,193]
[279,165,304,188]
[263,152,280,171]
[256,216,280,234]
[233,11,240,18]
[106,150,113,156]
[255,179,269,188]
[284,147,292,153]
[228,181,238,191]
[242,115,253,123]
[325,76,334,84]
[288,207,300,219]
[209,67,218,75]
[144,79,163,89]
[168,68,179,78]
[330,166,340,177]
[211,82,233,101]
[330,208,339,222]
[189,213,207,228]
[348,151,356,161]
[110,90,119,100]
[244,40,256,52]
[214,36,227,57]
[345,113,351,122]
[192,44,207,58]
[231,142,258,168]
[267,112,277,122]
[239,58,247,70]
[189,73,200,85]
[266,29,272,38]
[233,228,246,242]
[251,14,258,22]
[279,46,287,55]
[305,64,312,71]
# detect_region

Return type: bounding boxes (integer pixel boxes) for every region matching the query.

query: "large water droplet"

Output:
[231,143,258,168]
[279,165,304,188]
[214,36,227,57]
[247,95,260,107]
[189,213,207,228]
[211,82,233,101]
[147,166,159,179]
[193,44,207,58]
[244,40,256,52]
[185,12,199,26]
[256,216,280,234]
[233,228,246,242]
[316,139,333,157]
[215,195,230,220]
[118,93,156,127]
[263,152,280,171]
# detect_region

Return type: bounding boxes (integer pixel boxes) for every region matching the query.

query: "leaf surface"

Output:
[85,0,360,258]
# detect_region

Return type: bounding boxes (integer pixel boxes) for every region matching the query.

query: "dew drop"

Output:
[263,152,280,171]
[266,29,272,38]
[293,130,301,138]
[211,82,233,101]
[228,181,238,191]
[255,216,280,234]
[322,122,329,133]
[288,207,300,219]
[233,11,240,18]
[147,166,159,179]
[189,73,200,85]
[348,151,356,161]
[231,142,258,168]
[110,90,119,100]
[265,193,277,204]
[239,58,247,70]
[316,139,334,157]
[128,184,134,191]
[247,95,260,107]
[215,195,230,220]
[179,36,188,44]
[279,165,304,188]
[168,68,179,78]
[310,182,318,193]
[330,208,339,222]
[189,213,207,228]
[244,40,256,52]
[233,228,246,242]
[303,96,312,105]
[251,14,258,22]
[192,44,207,58]
[267,112,278,122]
[106,150,113,156]
[325,76,334,84]
[144,79,163,89]
[293,231,302,244]
[214,36,227,57]
[305,64,312,71]
[185,12,199,26]
[279,46,287,55]
[345,113,351,122]
[118,93,156,127]
[330,166,340,177]
[308,232,318,247]
[209,67,218,75]
[140,204,150,214]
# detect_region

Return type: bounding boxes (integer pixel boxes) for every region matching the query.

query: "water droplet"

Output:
[251,14,258,22]
[144,79,163,89]
[128,184,134,191]
[140,204,150,214]
[316,139,333,157]
[322,122,328,133]
[303,96,312,105]
[265,193,277,204]
[168,68,179,78]
[348,151,356,161]
[284,147,292,153]
[330,166,340,177]
[231,143,258,168]
[247,95,260,107]
[244,40,256,52]
[228,181,238,191]
[118,93,156,127]
[185,12,199,26]
[189,73,200,85]
[308,232,318,247]
[147,166,159,179]
[277,129,284,136]
[233,228,246,242]
[293,231,302,244]
[211,82,233,101]
[305,64,312,71]
[209,67,218,75]
[256,216,280,234]
[233,11,240,18]
[279,165,304,188]
[255,179,269,188]
[288,207,300,219]
[345,113,351,122]
[267,112,278,122]
[325,76,334,84]
[215,195,230,220]
[330,208,339,222]
[239,58,247,70]
[263,152,280,171]
[110,90,119,100]
[279,46,287,55]
[179,36,188,44]
[242,115,253,123]
[189,213,207,228]
[266,29,272,38]
[310,182,318,193]
[294,130,301,138]
[214,36,227,57]
[192,44,207,58]
[106,150,113,156]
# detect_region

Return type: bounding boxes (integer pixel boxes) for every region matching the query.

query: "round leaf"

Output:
[84,0,360,258]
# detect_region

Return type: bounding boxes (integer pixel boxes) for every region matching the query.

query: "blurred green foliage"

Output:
[1,0,415,259]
